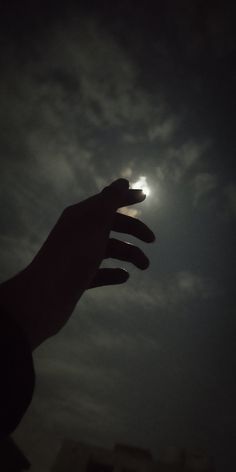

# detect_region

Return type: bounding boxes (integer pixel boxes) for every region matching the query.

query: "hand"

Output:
[0,179,155,350]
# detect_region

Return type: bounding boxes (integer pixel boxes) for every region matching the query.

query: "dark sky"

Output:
[0,1,235,470]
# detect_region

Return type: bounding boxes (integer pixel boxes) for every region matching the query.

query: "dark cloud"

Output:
[0,2,235,470]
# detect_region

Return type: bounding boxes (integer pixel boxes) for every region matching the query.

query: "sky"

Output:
[0,1,235,470]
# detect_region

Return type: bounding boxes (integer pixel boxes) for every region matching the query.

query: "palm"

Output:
[0,179,155,350]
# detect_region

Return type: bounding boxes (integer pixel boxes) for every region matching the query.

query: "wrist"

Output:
[0,267,37,350]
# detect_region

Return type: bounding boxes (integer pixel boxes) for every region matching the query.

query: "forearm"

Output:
[0,302,35,439]
[0,265,52,351]
[0,268,34,348]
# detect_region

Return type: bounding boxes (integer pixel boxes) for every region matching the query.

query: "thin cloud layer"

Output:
[192,172,218,206]
[0,3,234,470]
[0,12,222,247]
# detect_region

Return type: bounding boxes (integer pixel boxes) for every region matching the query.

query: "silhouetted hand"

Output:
[0,179,155,350]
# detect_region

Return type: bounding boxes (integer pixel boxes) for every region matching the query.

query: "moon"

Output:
[131,176,150,196]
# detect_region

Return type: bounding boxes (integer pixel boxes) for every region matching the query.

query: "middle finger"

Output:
[112,212,155,242]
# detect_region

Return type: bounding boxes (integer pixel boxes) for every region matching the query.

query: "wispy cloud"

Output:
[81,269,218,324]
[155,141,211,184]
[0,4,233,471]
[192,172,218,206]
[147,116,178,142]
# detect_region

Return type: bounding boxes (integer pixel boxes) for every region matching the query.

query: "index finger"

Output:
[100,179,146,211]
[119,189,146,207]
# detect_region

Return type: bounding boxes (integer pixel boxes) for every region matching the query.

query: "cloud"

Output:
[118,207,140,218]
[0,6,232,471]
[0,235,37,280]
[0,16,156,199]
[192,172,218,206]
[0,10,217,240]
[147,116,178,142]
[155,141,211,184]
[38,17,153,130]
[79,269,218,327]
[173,270,216,301]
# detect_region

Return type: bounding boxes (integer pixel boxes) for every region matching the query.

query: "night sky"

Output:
[0,1,235,470]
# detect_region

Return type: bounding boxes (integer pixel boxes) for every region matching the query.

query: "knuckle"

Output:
[61,204,81,222]
[62,205,73,217]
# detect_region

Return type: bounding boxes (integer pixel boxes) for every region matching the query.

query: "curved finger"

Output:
[100,178,129,211]
[105,238,149,269]
[89,268,129,288]
[100,179,146,211]
[119,188,146,207]
[112,213,155,242]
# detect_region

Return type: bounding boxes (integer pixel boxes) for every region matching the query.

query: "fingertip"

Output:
[109,268,130,284]
[148,232,156,243]
[133,189,146,201]
[119,269,130,282]
[141,258,150,270]
[122,189,146,207]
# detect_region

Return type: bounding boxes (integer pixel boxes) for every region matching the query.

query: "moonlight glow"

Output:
[131,176,150,196]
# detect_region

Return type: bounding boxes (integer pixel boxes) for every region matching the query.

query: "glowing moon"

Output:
[131,176,150,196]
